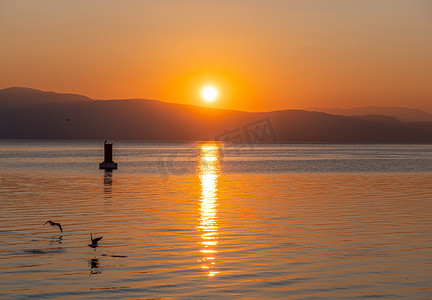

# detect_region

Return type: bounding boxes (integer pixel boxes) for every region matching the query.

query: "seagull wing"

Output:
[93,236,103,243]
[56,223,63,232]
[44,221,52,226]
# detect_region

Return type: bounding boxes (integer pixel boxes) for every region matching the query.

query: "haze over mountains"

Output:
[1,87,432,143]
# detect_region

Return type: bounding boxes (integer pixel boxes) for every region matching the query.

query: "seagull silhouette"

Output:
[44,220,63,232]
[89,233,103,248]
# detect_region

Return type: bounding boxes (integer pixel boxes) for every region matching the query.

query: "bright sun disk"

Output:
[202,86,218,102]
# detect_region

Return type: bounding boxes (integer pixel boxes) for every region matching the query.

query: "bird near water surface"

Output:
[89,233,103,248]
[44,220,63,232]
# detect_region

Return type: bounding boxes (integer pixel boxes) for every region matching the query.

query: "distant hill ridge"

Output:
[0,87,92,107]
[308,106,432,123]
[1,87,432,143]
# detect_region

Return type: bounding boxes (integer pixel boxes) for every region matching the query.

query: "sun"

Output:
[201,86,218,102]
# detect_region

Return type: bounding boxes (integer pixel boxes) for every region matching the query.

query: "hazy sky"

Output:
[1,0,431,112]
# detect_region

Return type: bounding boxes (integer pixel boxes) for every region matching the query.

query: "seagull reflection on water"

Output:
[89,258,102,275]
[49,235,63,244]
[90,258,99,268]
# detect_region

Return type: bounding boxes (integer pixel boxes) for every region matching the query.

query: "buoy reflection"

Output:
[198,143,220,277]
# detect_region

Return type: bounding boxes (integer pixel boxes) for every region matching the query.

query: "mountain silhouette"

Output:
[0,87,92,107]
[308,106,432,123]
[1,87,432,143]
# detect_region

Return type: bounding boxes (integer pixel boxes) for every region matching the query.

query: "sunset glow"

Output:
[1,1,431,112]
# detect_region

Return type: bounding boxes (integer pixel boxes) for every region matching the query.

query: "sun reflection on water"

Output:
[197,142,220,277]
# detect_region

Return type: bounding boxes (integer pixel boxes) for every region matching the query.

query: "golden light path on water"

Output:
[197,143,220,277]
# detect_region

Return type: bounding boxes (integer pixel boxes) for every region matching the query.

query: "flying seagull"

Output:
[89,233,103,248]
[44,220,63,233]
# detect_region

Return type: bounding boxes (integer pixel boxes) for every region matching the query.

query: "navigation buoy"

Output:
[99,140,117,170]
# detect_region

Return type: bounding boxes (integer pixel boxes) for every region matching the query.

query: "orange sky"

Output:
[1,1,431,112]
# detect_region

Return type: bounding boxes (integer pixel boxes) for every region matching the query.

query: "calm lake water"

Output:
[0,140,432,299]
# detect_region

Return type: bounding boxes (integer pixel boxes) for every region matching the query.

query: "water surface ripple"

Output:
[0,141,431,299]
